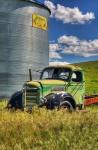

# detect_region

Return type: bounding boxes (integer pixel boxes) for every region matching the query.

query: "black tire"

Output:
[59,101,74,112]
[7,91,23,110]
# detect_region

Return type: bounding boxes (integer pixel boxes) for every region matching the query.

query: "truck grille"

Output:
[23,85,40,108]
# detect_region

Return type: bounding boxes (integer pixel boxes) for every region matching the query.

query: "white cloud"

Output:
[49,35,98,58]
[49,51,62,59]
[49,50,61,59]
[55,5,95,24]
[44,0,56,17]
[49,61,70,66]
[49,43,59,51]
[44,1,95,24]
[49,43,61,59]
[58,35,79,46]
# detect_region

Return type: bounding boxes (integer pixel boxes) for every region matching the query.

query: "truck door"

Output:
[67,71,85,105]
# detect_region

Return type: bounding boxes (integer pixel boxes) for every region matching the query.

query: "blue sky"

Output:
[39,0,98,64]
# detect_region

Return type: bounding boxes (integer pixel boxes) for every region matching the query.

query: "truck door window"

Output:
[72,71,82,82]
[58,70,69,80]
[53,68,70,81]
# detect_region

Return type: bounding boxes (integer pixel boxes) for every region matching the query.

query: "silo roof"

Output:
[24,0,51,14]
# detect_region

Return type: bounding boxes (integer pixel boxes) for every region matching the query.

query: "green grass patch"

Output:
[75,60,98,95]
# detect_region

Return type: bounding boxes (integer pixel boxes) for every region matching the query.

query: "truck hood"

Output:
[26,79,67,97]
[26,79,66,87]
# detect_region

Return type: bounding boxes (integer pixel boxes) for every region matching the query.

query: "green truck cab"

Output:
[22,65,85,110]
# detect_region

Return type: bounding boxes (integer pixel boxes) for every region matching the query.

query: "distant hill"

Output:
[74,61,98,95]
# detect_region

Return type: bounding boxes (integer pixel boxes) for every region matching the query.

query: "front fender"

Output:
[44,92,76,110]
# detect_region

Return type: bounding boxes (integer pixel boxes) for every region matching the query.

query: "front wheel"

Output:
[59,101,74,112]
[7,91,23,110]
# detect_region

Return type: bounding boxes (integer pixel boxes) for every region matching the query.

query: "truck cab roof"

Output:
[47,64,82,71]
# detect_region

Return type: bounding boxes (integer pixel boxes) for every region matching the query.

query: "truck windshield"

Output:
[41,68,71,81]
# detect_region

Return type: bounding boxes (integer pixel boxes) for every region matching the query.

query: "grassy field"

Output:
[0,60,98,150]
[75,60,98,95]
[0,101,98,150]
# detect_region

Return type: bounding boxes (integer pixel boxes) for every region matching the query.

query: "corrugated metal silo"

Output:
[0,0,50,97]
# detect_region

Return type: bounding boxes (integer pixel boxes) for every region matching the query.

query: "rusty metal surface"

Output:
[84,96,98,106]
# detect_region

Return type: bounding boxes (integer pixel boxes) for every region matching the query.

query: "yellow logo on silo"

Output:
[32,13,47,30]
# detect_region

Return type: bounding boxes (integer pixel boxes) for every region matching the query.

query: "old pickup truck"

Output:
[7,65,85,111]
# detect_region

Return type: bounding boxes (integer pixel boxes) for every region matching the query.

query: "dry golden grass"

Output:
[0,101,98,150]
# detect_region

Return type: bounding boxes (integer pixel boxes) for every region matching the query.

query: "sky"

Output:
[38,0,98,64]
